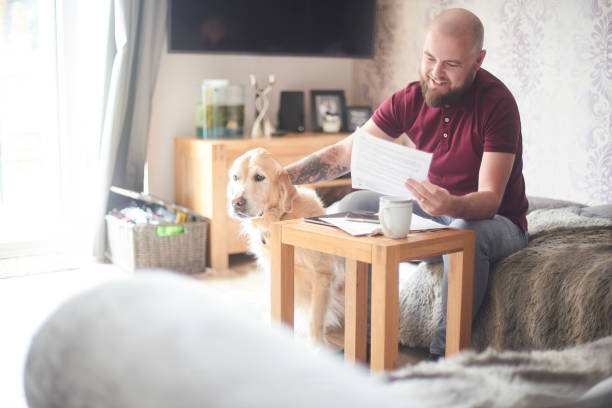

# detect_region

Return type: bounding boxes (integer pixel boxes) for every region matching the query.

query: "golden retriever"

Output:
[227,148,344,344]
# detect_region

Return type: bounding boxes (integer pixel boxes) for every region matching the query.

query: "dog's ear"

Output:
[278,169,298,214]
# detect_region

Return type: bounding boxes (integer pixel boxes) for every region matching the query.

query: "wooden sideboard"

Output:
[174,133,350,270]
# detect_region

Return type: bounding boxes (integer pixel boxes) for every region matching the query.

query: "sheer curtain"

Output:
[55,0,167,259]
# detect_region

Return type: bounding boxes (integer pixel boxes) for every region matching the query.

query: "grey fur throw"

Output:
[398,207,612,351]
[386,335,612,407]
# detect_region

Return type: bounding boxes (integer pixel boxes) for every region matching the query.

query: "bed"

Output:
[397,198,612,352]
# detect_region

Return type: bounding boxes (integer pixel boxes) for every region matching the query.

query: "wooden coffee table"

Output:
[270,219,475,372]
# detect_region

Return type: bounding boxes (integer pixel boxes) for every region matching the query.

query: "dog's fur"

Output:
[227,148,344,343]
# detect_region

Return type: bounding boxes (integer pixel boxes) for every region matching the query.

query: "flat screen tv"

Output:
[169,0,377,58]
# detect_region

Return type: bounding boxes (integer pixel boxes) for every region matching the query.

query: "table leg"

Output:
[370,246,399,372]
[344,259,368,364]
[270,223,294,327]
[445,232,475,356]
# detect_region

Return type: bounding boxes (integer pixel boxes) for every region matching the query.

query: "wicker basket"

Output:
[105,215,208,273]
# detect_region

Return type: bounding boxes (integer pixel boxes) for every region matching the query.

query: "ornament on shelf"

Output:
[249,73,276,138]
[322,112,342,133]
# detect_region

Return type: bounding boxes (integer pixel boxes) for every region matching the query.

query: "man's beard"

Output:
[419,73,474,108]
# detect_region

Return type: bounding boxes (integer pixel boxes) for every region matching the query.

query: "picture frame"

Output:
[345,106,373,132]
[310,90,346,132]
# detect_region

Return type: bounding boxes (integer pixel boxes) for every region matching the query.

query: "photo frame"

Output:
[310,90,346,132]
[345,106,372,132]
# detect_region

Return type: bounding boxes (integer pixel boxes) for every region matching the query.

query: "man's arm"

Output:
[285,119,393,185]
[406,152,515,219]
[285,137,352,185]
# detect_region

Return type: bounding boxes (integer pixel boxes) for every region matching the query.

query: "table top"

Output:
[274,218,475,264]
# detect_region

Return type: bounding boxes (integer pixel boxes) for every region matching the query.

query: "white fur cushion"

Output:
[24,272,413,408]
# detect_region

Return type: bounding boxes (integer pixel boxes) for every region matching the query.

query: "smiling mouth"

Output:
[429,76,448,86]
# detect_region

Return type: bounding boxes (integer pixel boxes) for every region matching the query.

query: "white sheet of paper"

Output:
[410,214,447,231]
[318,213,447,237]
[320,217,380,236]
[350,128,433,198]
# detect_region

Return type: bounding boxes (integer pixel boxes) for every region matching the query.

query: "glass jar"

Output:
[222,84,244,138]
[201,79,229,139]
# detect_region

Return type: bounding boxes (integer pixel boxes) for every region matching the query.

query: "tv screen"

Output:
[169,0,377,58]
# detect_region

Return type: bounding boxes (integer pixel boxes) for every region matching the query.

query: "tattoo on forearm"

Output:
[287,152,350,185]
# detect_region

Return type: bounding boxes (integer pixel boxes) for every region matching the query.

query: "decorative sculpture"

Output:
[249,73,276,138]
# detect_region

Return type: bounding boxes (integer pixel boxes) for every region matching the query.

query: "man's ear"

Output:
[278,169,297,214]
[476,49,486,69]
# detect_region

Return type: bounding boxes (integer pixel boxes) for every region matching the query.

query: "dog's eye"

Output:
[254,174,265,182]
[233,174,238,181]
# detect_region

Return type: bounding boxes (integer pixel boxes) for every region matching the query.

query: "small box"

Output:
[105,186,208,273]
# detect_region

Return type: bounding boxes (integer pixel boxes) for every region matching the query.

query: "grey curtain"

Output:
[93,0,167,260]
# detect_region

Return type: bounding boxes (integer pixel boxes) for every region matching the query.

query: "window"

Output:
[0,0,61,255]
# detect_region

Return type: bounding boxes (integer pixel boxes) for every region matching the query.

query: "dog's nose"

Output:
[232,197,246,209]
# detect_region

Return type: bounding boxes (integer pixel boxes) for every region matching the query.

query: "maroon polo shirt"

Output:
[372,68,528,231]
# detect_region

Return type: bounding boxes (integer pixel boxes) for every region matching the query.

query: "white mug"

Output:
[378,196,413,239]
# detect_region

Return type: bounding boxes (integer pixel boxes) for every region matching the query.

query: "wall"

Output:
[149,0,611,206]
[354,0,611,206]
[147,36,356,202]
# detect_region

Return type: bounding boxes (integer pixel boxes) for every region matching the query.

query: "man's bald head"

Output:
[419,9,486,107]
[430,8,484,55]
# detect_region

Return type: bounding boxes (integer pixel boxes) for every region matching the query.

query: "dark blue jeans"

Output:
[334,190,528,355]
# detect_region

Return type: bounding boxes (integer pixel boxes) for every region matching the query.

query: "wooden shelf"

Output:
[304,178,351,189]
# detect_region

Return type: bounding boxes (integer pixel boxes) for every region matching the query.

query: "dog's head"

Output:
[227,148,297,219]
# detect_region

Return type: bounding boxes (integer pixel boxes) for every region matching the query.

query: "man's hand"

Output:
[405,152,515,219]
[405,179,453,216]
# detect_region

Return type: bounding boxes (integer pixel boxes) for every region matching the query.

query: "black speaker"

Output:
[278,91,305,133]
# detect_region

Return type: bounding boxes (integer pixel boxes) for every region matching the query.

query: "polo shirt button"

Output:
[443,133,448,138]
[444,117,450,123]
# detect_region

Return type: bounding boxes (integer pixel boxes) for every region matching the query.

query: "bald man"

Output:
[286,9,528,361]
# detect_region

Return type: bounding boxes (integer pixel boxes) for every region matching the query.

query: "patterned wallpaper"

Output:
[353,0,611,205]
